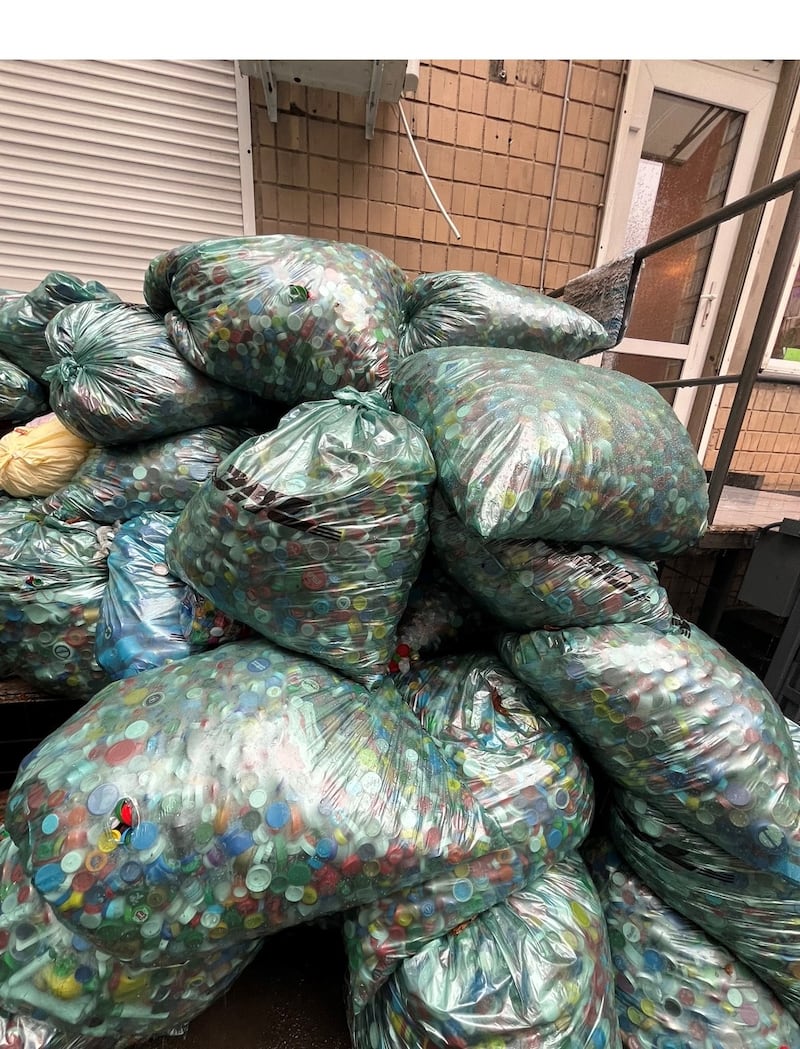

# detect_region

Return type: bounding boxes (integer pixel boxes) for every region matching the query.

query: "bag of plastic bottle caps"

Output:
[143,235,407,407]
[429,488,674,632]
[610,771,800,1020]
[5,638,512,966]
[349,855,621,1049]
[344,652,595,1008]
[0,355,49,423]
[42,300,267,446]
[34,426,251,526]
[178,587,253,650]
[389,552,492,673]
[399,270,609,360]
[0,502,110,698]
[96,511,249,680]
[0,827,263,1049]
[165,389,436,688]
[0,272,120,382]
[586,838,800,1049]
[391,347,709,557]
[0,414,93,497]
[500,620,800,885]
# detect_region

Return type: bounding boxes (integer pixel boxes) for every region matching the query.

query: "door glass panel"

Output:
[771,261,800,362]
[622,90,745,345]
[602,351,683,405]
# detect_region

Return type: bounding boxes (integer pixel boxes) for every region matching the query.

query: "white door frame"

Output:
[595,60,777,425]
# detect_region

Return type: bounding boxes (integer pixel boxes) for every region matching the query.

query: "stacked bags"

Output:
[3,234,799,1049]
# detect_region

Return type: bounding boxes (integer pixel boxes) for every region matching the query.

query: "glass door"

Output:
[595,62,777,426]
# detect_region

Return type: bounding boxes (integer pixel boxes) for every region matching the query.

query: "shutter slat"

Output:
[0,59,247,303]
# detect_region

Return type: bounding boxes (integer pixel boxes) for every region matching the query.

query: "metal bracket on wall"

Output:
[365,61,385,140]
[254,60,278,122]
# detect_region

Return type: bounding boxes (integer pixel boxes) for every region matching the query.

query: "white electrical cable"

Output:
[397,100,462,240]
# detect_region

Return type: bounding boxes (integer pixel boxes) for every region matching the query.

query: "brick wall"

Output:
[250,60,625,289]
[704,382,800,492]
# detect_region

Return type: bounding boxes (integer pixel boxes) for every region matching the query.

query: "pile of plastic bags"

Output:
[1,235,798,1049]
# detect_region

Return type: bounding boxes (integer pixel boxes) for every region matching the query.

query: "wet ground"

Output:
[141,923,353,1049]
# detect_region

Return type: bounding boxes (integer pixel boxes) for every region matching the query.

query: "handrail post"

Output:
[706,182,800,525]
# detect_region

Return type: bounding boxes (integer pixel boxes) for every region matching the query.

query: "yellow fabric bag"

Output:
[0,413,93,497]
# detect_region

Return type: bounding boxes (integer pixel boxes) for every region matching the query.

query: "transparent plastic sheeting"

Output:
[0,501,109,698]
[43,301,265,446]
[96,512,249,681]
[5,639,513,968]
[610,752,800,1019]
[349,857,621,1049]
[33,427,252,526]
[429,489,674,632]
[165,389,436,688]
[143,235,407,407]
[500,619,800,884]
[390,347,709,557]
[0,356,49,423]
[344,652,595,1008]
[0,272,119,382]
[0,829,262,1049]
[586,840,800,1049]
[399,270,609,360]
[0,415,93,498]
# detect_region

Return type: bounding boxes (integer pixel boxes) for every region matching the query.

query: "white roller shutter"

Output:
[0,59,254,302]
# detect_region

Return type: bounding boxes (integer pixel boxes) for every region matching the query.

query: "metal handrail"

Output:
[551,167,800,527]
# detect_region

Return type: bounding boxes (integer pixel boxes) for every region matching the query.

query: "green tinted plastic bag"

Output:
[34,426,251,525]
[6,639,511,967]
[429,488,674,631]
[501,620,800,884]
[586,839,800,1049]
[166,389,436,687]
[399,270,608,359]
[144,235,407,406]
[0,271,119,381]
[350,857,621,1049]
[0,501,109,698]
[391,347,709,557]
[0,354,49,423]
[0,828,262,1049]
[345,652,595,1008]
[44,300,264,445]
[611,749,800,1020]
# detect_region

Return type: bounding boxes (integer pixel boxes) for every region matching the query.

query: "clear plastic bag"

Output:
[344,652,595,1008]
[44,300,265,445]
[586,839,800,1049]
[350,857,621,1049]
[399,270,608,359]
[96,511,249,680]
[5,639,510,967]
[143,235,407,406]
[0,828,262,1049]
[0,502,110,698]
[391,347,709,556]
[0,414,93,497]
[429,488,674,631]
[0,355,49,423]
[165,389,436,687]
[34,426,251,525]
[610,760,800,1020]
[0,272,119,382]
[500,620,800,884]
